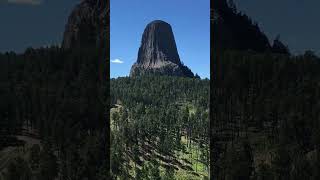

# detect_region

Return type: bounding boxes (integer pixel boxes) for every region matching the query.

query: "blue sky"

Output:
[110,0,210,78]
[0,0,78,53]
[234,0,320,56]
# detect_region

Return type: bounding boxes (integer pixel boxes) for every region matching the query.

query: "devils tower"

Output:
[130,20,194,77]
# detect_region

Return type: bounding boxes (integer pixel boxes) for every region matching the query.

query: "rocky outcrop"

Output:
[62,0,108,50]
[130,20,194,78]
[272,36,290,54]
[212,0,271,52]
[212,0,292,56]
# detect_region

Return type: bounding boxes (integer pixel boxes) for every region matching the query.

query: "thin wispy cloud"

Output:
[7,0,42,5]
[111,59,124,64]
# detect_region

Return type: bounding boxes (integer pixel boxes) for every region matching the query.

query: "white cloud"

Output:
[7,0,42,5]
[111,59,124,64]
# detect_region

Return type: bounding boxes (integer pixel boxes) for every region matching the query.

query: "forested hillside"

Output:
[110,76,209,179]
[0,0,110,178]
[0,47,109,179]
[211,50,320,179]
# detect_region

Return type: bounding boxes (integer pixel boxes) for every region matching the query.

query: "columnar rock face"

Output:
[130,20,194,77]
[62,0,108,50]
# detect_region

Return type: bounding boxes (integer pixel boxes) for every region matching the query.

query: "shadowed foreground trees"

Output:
[0,47,108,180]
[212,50,320,180]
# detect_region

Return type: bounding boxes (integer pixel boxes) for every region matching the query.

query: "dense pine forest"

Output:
[110,76,209,179]
[0,47,109,179]
[211,50,320,180]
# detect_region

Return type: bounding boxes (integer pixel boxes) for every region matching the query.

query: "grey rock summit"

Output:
[130,20,194,77]
[62,0,108,50]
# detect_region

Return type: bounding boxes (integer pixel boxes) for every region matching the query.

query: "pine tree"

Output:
[4,157,32,180]
[38,143,58,180]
